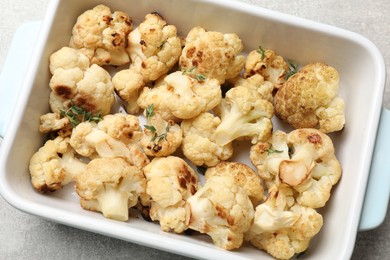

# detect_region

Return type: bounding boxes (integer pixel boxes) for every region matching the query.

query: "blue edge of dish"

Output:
[0,22,389,232]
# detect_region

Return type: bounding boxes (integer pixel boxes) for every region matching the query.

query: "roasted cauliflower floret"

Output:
[205,162,264,207]
[179,26,245,84]
[126,12,182,83]
[250,128,342,208]
[214,86,274,146]
[75,157,147,221]
[274,62,345,133]
[70,118,149,168]
[29,136,86,192]
[245,187,323,260]
[39,112,72,137]
[181,112,233,167]
[228,74,274,103]
[112,68,145,114]
[138,71,222,121]
[69,4,132,66]
[144,156,199,233]
[186,175,254,250]
[140,106,182,157]
[243,47,288,89]
[49,47,115,116]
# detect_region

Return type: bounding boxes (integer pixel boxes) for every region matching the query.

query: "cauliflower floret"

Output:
[250,128,342,208]
[112,68,145,114]
[70,118,149,169]
[49,47,115,116]
[274,62,345,133]
[140,106,182,157]
[205,162,264,207]
[186,175,254,250]
[179,26,245,84]
[143,156,199,233]
[69,4,132,66]
[214,86,274,146]
[228,74,274,103]
[245,187,323,260]
[75,157,147,221]
[39,112,72,137]
[126,13,182,83]
[29,136,86,192]
[138,71,222,121]
[243,47,288,89]
[181,112,233,167]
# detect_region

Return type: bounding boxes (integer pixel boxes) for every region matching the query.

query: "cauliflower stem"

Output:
[97,184,130,221]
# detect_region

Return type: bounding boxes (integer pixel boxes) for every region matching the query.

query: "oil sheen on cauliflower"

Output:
[49,47,115,116]
[181,112,233,167]
[250,128,342,208]
[274,62,345,133]
[179,26,245,84]
[69,4,132,66]
[126,12,182,83]
[186,175,254,250]
[144,156,199,233]
[138,71,222,121]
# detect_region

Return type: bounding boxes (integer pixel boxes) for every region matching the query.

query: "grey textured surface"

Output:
[0,0,389,259]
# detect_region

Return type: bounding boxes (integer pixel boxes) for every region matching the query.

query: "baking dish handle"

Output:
[358,107,390,231]
[0,22,41,140]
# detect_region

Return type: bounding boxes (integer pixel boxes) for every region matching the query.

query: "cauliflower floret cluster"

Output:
[274,62,345,133]
[29,4,347,259]
[69,4,133,66]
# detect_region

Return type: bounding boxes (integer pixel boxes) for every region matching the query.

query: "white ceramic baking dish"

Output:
[0,0,387,259]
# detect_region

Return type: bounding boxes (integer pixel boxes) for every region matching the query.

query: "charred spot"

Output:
[149,28,156,32]
[178,177,187,189]
[152,144,162,152]
[140,39,146,46]
[167,85,174,92]
[125,19,132,26]
[39,183,60,193]
[141,61,147,69]
[103,15,113,25]
[151,11,164,20]
[216,205,228,219]
[74,97,96,112]
[56,152,63,158]
[111,33,122,46]
[186,47,196,58]
[196,51,203,62]
[190,185,196,195]
[192,60,198,67]
[54,85,73,99]
[127,132,133,138]
[307,133,322,145]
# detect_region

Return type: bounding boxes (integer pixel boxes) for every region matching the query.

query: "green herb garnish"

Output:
[266,144,283,155]
[60,102,102,127]
[145,104,155,120]
[256,46,266,60]
[182,67,207,82]
[286,62,299,80]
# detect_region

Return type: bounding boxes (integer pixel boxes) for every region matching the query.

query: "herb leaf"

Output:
[266,144,283,155]
[286,62,299,80]
[144,125,157,132]
[60,102,102,127]
[256,46,266,60]
[182,67,207,82]
[145,104,155,119]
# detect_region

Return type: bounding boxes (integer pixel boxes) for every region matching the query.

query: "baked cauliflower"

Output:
[70,115,149,168]
[138,71,222,121]
[228,74,274,103]
[69,4,132,66]
[214,86,274,146]
[250,128,342,208]
[126,12,182,83]
[29,136,86,192]
[181,112,233,167]
[49,47,115,116]
[186,175,254,250]
[205,162,264,207]
[39,112,72,137]
[143,156,199,233]
[140,105,183,157]
[243,47,289,89]
[179,26,245,84]
[75,157,147,221]
[274,62,345,133]
[245,187,323,260]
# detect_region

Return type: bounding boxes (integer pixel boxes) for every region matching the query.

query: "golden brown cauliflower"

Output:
[245,187,323,260]
[126,13,182,83]
[39,112,72,137]
[243,47,288,89]
[228,74,274,103]
[250,128,342,208]
[138,71,222,121]
[274,62,345,133]
[29,136,86,192]
[49,47,115,116]
[140,106,183,157]
[181,112,233,167]
[75,157,147,221]
[143,156,199,233]
[205,162,264,207]
[186,175,254,250]
[179,26,245,84]
[69,4,132,66]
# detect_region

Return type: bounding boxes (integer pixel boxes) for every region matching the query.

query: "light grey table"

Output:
[1,0,389,259]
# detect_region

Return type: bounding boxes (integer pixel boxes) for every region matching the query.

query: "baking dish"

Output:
[0,0,387,259]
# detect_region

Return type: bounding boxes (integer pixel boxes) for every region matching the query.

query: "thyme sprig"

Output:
[182,67,207,82]
[266,144,283,155]
[286,62,299,80]
[144,104,169,143]
[60,102,102,127]
[256,46,266,60]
